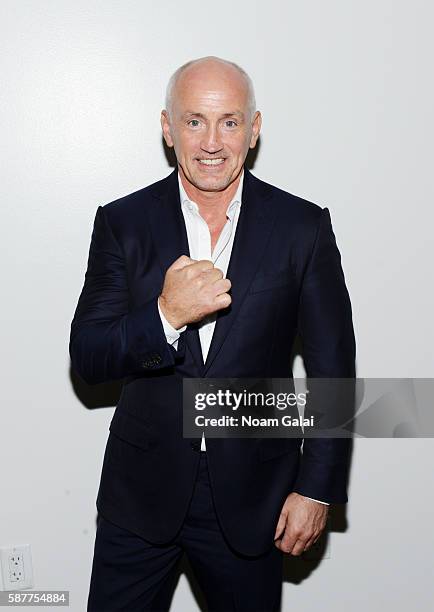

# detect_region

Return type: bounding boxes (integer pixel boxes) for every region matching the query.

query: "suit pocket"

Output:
[259,438,301,462]
[109,409,150,451]
[248,267,294,294]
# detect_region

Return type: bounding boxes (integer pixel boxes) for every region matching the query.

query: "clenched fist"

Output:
[158,255,232,330]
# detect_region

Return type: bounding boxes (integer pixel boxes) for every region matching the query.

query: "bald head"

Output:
[161,55,261,195]
[165,56,256,120]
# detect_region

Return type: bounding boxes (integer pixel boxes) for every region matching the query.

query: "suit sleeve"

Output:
[292,207,356,503]
[69,205,181,385]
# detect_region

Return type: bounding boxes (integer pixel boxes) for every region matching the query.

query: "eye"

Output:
[187,119,201,128]
[225,120,237,128]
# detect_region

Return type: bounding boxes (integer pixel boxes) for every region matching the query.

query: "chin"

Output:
[199,170,237,190]
[199,179,232,192]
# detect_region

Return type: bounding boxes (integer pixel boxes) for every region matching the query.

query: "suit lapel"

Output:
[148,168,188,275]
[203,167,276,374]
[147,166,276,376]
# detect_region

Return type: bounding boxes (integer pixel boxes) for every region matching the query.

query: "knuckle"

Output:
[184,267,195,281]
[200,259,214,269]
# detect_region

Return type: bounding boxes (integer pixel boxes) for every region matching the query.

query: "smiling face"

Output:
[161,59,261,194]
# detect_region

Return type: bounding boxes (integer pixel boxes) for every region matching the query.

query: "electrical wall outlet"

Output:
[0,545,33,590]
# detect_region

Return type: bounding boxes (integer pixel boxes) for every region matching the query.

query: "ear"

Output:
[249,111,262,149]
[161,110,174,147]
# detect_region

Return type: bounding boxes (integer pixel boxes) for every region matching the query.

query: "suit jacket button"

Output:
[140,353,162,369]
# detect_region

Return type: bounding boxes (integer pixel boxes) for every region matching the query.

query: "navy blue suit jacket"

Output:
[69,165,356,556]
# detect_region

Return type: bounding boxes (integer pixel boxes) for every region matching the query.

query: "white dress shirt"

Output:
[157,169,329,505]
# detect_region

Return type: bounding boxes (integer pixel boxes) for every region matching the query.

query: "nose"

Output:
[200,124,223,154]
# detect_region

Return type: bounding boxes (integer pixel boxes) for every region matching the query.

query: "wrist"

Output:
[158,295,184,330]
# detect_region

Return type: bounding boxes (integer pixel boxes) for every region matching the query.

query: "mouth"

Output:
[196,158,226,169]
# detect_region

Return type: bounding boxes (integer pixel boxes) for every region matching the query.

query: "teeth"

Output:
[198,158,225,165]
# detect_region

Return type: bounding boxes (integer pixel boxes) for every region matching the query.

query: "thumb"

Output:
[274,509,288,541]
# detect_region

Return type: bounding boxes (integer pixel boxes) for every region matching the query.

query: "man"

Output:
[70,56,356,611]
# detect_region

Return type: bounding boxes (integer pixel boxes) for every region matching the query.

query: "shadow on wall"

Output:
[282,502,349,585]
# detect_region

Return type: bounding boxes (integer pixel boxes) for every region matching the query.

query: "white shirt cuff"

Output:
[303,496,329,505]
[157,297,187,345]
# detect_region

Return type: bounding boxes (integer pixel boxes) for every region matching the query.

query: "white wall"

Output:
[1,1,433,610]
